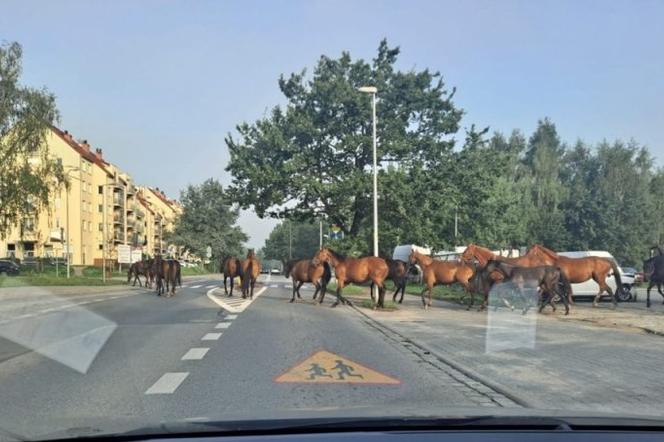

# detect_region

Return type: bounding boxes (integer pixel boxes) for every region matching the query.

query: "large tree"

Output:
[0,42,65,237]
[261,221,320,261]
[169,179,247,260]
[225,40,462,241]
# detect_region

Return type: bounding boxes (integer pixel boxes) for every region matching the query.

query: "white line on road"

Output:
[215,322,231,329]
[206,286,267,313]
[270,284,278,288]
[202,332,222,340]
[225,314,238,320]
[145,372,189,394]
[191,285,202,289]
[181,348,209,360]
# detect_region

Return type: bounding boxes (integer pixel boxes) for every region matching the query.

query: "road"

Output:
[0,275,518,440]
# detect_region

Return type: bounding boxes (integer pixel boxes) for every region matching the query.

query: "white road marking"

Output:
[225,314,238,320]
[215,322,231,329]
[145,372,189,394]
[191,285,202,289]
[206,286,267,313]
[285,284,293,288]
[270,284,279,288]
[181,348,209,360]
[202,332,222,340]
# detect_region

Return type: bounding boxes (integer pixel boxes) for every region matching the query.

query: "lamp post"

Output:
[358,86,379,259]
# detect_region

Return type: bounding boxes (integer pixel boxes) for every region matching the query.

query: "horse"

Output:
[461,244,548,269]
[127,260,151,287]
[484,260,572,315]
[643,254,664,308]
[312,248,389,308]
[385,259,408,304]
[528,244,623,307]
[240,249,260,299]
[408,250,475,310]
[283,258,332,303]
[221,256,243,296]
[152,256,178,297]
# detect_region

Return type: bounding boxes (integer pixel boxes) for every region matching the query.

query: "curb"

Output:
[349,303,535,408]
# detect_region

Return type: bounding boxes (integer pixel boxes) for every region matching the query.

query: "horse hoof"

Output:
[289,299,294,303]
[592,302,598,308]
[330,302,339,308]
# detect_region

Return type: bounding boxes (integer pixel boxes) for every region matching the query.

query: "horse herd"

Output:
[127,256,181,297]
[270,244,628,315]
[129,243,664,315]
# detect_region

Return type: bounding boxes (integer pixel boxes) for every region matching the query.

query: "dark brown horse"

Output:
[221,256,243,296]
[152,256,179,297]
[484,260,572,315]
[528,244,623,307]
[369,258,408,304]
[240,249,260,299]
[409,250,475,310]
[283,258,332,303]
[312,248,389,308]
[127,260,151,287]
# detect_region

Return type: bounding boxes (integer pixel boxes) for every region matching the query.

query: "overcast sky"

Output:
[2,0,663,248]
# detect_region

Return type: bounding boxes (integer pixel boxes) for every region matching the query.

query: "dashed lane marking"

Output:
[201,332,222,341]
[270,284,279,288]
[145,372,189,394]
[191,285,202,289]
[225,314,238,320]
[206,286,267,313]
[215,322,231,329]
[181,348,209,360]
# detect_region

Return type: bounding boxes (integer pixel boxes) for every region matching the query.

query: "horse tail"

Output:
[558,269,573,304]
[608,259,624,298]
[242,259,253,293]
[322,261,332,286]
[127,264,133,283]
[235,258,243,278]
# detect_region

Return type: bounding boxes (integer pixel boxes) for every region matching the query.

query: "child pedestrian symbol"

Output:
[306,363,332,380]
[331,359,363,380]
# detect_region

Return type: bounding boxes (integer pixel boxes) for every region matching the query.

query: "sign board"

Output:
[130,246,143,263]
[117,245,131,264]
[206,246,212,258]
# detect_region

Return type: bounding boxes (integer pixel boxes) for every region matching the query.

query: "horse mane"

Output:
[325,248,347,261]
[531,244,558,259]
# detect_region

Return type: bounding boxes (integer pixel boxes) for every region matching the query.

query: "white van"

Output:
[559,251,634,301]
[392,244,431,263]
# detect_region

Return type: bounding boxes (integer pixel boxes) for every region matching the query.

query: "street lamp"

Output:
[358,86,379,259]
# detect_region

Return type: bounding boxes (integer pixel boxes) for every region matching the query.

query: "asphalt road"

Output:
[0,274,518,440]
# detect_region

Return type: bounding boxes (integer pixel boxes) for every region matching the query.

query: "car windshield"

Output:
[1,1,664,440]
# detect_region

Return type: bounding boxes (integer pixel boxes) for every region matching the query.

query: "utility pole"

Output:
[102,185,107,283]
[319,219,323,248]
[454,206,458,240]
[288,221,292,259]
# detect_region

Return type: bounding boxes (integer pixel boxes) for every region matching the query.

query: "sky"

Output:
[2,0,663,248]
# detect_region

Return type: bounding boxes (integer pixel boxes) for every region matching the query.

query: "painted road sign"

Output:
[274,350,400,384]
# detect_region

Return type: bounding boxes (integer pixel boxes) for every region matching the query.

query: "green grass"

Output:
[181,265,210,276]
[0,274,125,287]
[326,282,365,296]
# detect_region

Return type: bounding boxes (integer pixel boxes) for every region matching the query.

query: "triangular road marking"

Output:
[275,350,400,385]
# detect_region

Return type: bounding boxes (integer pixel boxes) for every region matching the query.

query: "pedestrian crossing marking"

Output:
[274,350,400,385]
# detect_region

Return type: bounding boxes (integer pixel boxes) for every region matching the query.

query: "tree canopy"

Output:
[261,221,320,261]
[0,41,65,237]
[169,179,247,260]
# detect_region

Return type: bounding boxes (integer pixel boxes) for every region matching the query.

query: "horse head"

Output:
[312,247,332,266]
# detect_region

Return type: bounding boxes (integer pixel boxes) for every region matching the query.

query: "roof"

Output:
[137,194,155,215]
[148,187,178,211]
[49,125,113,176]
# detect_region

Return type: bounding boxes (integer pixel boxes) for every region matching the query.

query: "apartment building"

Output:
[0,126,181,265]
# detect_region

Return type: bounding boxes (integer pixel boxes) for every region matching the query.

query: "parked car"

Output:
[0,260,20,276]
[559,251,635,302]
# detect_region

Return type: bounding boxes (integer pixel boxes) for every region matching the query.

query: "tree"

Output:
[262,221,320,261]
[0,42,65,237]
[169,179,247,260]
[225,40,462,241]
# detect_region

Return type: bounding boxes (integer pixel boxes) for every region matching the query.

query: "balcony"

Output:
[112,194,124,207]
[113,229,125,243]
[126,184,136,195]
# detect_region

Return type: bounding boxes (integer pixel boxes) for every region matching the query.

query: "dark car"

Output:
[0,259,20,276]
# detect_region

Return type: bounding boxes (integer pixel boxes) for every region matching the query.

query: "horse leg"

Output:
[370,283,376,303]
[250,278,255,299]
[657,283,664,304]
[646,281,654,308]
[223,275,228,295]
[331,282,346,308]
[312,282,320,300]
[378,282,387,309]
[296,281,303,299]
[290,278,297,303]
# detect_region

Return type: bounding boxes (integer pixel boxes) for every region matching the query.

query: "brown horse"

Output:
[127,260,151,287]
[221,256,243,297]
[461,244,548,269]
[484,260,572,315]
[409,250,475,310]
[312,248,389,308]
[528,244,623,307]
[240,249,260,299]
[152,256,178,297]
[283,259,332,303]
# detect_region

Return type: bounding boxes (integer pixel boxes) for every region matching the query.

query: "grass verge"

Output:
[0,275,125,287]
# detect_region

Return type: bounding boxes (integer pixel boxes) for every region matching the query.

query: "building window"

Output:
[98,186,103,195]
[98,244,103,250]
[98,223,103,232]
[98,204,103,213]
